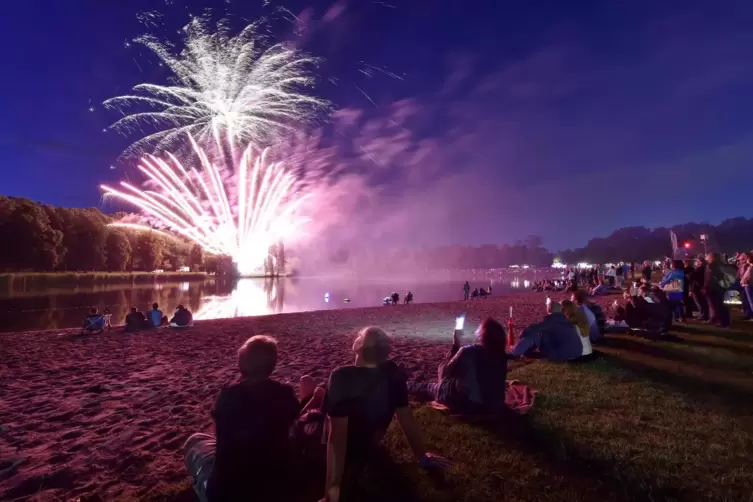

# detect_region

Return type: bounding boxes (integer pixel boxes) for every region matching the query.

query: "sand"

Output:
[0,291,617,501]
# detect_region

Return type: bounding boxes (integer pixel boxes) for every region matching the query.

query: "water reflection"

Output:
[195,279,283,320]
[509,279,530,289]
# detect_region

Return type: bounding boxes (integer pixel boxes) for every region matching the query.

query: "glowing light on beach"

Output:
[104,16,328,158]
[101,137,308,275]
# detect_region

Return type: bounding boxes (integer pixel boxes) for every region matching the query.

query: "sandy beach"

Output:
[0,292,616,501]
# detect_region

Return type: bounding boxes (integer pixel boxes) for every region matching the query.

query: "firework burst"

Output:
[104,16,328,158]
[102,137,308,275]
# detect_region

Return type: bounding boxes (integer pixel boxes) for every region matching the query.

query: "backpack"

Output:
[718,264,737,290]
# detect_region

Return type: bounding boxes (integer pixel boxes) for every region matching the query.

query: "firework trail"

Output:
[102,137,308,275]
[104,16,328,159]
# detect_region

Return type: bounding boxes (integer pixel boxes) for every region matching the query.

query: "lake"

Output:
[0,274,541,333]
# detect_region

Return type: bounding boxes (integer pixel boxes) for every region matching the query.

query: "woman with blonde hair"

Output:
[561,300,593,356]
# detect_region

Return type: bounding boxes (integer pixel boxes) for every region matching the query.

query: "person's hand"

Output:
[453,329,464,345]
[420,452,453,470]
[319,485,340,502]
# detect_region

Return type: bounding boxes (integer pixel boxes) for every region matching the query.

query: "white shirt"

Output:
[579,305,599,339]
[576,326,593,356]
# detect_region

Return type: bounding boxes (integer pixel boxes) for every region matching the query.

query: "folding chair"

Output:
[81,315,106,335]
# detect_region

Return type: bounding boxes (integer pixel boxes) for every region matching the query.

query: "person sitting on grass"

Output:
[510,301,584,361]
[147,302,168,327]
[184,335,325,502]
[124,306,150,333]
[589,278,609,296]
[170,304,193,327]
[560,300,594,357]
[571,290,604,341]
[408,318,508,415]
[322,327,451,502]
[617,286,669,336]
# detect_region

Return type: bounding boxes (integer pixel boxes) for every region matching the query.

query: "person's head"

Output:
[572,290,588,306]
[706,252,720,264]
[176,304,185,311]
[238,335,278,380]
[672,260,683,270]
[476,318,507,356]
[130,306,137,313]
[638,285,650,297]
[90,307,98,315]
[547,300,562,316]
[352,326,390,367]
[560,300,590,338]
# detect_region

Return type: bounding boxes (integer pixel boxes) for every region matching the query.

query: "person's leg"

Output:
[184,433,216,502]
[407,380,442,403]
[743,285,753,318]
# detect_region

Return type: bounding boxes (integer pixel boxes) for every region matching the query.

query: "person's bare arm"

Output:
[394,406,426,460]
[324,416,348,501]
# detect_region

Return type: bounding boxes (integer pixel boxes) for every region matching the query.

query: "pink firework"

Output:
[101,136,308,275]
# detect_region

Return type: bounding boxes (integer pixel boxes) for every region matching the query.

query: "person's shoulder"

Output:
[328,365,359,387]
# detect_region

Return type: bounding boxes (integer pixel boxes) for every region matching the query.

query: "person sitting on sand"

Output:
[125,306,149,332]
[471,288,479,299]
[510,301,584,361]
[404,292,414,304]
[560,300,594,357]
[571,290,604,342]
[147,302,167,327]
[322,327,451,502]
[170,304,193,327]
[408,318,508,415]
[184,335,325,502]
[390,292,400,305]
[479,288,488,299]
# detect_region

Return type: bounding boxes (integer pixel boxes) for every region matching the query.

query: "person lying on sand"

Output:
[322,327,451,502]
[170,304,193,327]
[408,318,508,415]
[510,301,586,362]
[184,335,325,502]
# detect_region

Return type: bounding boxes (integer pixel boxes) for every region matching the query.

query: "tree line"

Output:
[3,195,752,272]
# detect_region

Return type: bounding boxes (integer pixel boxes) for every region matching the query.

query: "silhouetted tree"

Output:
[105,229,132,271]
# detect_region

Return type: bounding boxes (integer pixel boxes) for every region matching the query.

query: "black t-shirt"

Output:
[207,378,300,502]
[325,361,409,461]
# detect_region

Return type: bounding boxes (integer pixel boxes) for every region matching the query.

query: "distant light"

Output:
[109,165,116,170]
[684,242,691,248]
[88,106,95,112]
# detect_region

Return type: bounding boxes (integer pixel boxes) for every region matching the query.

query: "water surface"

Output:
[0,275,538,333]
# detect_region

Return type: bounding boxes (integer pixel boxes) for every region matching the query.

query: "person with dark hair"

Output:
[689,257,710,321]
[125,306,149,332]
[170,304,193,327]
[323,327,450,502]
[641,261,652,283]
[408,318,509,415]
[619,286,669,335]
[463,281,471,300]
[659,260,686,322]
[704,252,731,328]
[404,291,414,304]
[682,259,695,319]
[184,335,324,502]
[148,302,167,327]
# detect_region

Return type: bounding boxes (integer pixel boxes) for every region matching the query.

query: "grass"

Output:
[122,317,753,502]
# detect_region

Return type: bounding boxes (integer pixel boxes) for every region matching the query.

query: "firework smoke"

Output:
[102,137,308,275]
[104,16,328,159]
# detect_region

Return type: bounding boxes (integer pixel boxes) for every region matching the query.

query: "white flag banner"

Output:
[670,230,678,254]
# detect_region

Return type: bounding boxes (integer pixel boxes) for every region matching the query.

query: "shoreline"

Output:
[0,292,617,500]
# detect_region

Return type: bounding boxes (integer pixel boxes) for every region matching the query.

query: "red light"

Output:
[684,242,691,248]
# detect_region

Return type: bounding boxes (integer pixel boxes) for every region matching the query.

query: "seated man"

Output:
[323,327,450,502]
[170,304,193,327]
[408,318,508,415]
[572,290,604,342]
[147,302,167,327]
[510,302,584,361]
[184,335,322,502]
[589,279,609,296]
[620,287,670,336]
[124,306,149,333]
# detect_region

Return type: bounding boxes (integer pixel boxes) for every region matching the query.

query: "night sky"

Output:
[2,0,753,250]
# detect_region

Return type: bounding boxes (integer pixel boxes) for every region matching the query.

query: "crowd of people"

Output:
[81,303,194,334]
[463,281,493,300]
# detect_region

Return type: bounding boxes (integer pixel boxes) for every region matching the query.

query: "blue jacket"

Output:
[512,313,584,361]
[659,270,685,301]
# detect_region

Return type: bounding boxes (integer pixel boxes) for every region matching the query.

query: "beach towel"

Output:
[429,380,536,416]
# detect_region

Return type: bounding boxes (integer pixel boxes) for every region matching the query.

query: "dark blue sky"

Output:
[2,0,753,250]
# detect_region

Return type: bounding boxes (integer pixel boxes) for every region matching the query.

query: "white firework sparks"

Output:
[101,137,309,275]
[104,16,328,158]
